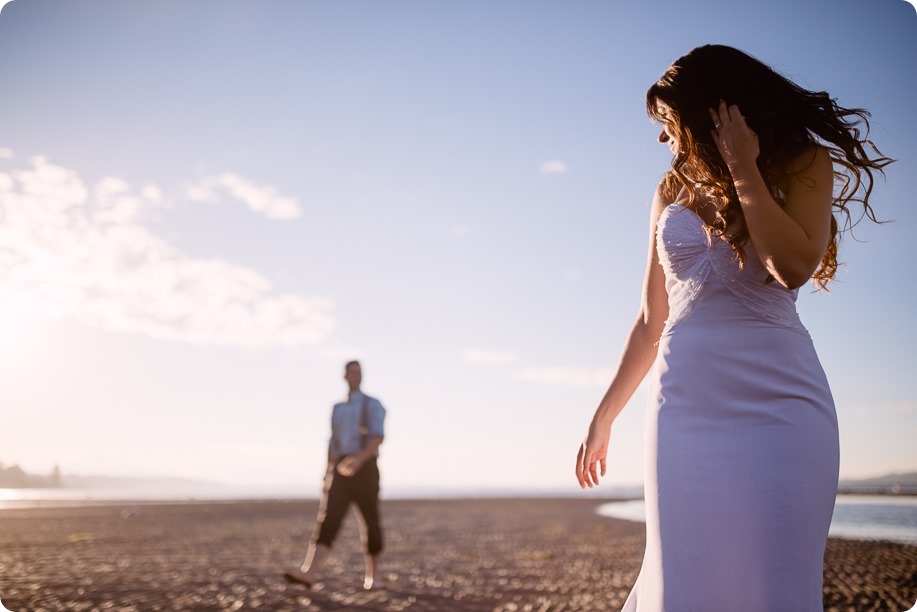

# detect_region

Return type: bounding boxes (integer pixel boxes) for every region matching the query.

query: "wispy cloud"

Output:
[0,156,333,347]
[186,172,301,220]
[518,366,611,388]
[461,348,518,366]
[539,160,568,175]
[0,147,12,160]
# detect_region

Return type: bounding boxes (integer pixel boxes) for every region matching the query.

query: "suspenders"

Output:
[359,394,370,450]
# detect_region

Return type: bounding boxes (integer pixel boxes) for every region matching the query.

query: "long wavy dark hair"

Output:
[646,44,893,289]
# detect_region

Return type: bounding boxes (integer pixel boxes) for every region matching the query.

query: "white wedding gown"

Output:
[623,199,839,611]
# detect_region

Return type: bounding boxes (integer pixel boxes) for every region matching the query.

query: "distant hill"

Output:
[59,474,225,492]
[0,462,219,492]
[838,472,917,494]
[0,462,62,488]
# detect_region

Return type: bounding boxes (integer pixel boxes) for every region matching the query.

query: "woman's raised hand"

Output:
[708,99,759,174]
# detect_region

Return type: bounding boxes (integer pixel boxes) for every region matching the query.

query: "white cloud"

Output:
[11,155,89,211]
[186,172,301,219]
[461,349,517,366]
[0,156,333,347]
[141,183,162,202]
[91,176,145,225]
[0,147,12,160]
[518,366,611,388]
[539,160,568,175]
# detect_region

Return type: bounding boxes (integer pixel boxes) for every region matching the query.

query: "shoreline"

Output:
[4,492,913,546]
[2,487,914,506]
[0,499,914,610]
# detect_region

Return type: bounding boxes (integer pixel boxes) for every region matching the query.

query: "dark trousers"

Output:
[313,457,383,555]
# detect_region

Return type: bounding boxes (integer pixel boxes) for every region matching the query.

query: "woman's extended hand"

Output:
[708,99,759,175]
[576,418,611,488]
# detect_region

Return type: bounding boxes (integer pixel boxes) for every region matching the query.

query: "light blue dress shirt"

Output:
[329,390,385,457]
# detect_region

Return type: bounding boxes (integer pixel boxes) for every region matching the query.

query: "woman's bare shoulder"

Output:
[782,144,833,195]
[654,172,682,207]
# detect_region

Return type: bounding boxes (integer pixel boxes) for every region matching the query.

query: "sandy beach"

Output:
[0,498,914,611]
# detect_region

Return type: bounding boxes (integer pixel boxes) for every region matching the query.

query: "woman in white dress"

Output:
[575,45,891,611]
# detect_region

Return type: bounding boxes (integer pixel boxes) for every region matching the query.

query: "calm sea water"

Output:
[0,484,640,509]
[597,494,917,546]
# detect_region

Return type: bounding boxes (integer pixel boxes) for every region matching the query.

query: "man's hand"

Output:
[336,455,364,477]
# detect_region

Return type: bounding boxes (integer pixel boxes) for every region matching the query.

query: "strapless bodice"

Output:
[656,202,806,332]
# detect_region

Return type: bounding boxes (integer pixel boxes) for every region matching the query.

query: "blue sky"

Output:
[0,0,914,496]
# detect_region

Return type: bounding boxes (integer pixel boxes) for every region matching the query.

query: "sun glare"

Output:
[0,488,22,501]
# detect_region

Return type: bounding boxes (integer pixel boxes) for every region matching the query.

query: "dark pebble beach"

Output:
[0,498,914,611]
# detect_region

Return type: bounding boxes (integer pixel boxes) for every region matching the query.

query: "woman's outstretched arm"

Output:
[575,182,670,489]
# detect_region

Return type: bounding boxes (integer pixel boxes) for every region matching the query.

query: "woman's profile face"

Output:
[658,123,679,155]
[655,104,680,155]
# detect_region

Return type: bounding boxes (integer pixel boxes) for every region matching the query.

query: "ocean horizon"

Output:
[0,484,645,509]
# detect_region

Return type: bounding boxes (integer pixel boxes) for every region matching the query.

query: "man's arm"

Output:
[336,399,385,477]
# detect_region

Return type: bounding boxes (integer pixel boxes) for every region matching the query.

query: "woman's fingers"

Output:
[727,101,745,123]
[578,426,610,488]
[708,99,747,130]
[576,442,601,489]
[583,449,606,488]
[708,107,725,151]
[708,107,721,128]
[708,99,759,168]
[575,444,587,488]
[715,99,728,126]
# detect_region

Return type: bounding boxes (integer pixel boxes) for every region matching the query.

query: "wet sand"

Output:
[0,498,914,611]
